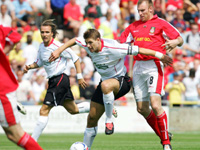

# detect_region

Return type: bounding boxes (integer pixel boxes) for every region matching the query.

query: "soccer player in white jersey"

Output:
[23,19,90,142]
[49,29,172,149]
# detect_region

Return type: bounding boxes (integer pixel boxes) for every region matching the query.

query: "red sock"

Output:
[146,110,161,138]
[157,111,170,145]
[17,132,43,150]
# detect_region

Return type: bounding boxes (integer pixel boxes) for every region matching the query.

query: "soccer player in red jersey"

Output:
[119,0,183,150]
[0,25,43,150]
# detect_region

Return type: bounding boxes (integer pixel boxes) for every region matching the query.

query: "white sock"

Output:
[77,102,90,113]
[31,116,48,141]
[103,92,114,123]
[83,126,98,150]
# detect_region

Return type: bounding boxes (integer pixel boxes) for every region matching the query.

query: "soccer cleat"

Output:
[112,107,118,118]
[163,144,172,150]
[17,102,27,115]
[105,122,114,135]
[161,132,173,145]
[168,132,173,141]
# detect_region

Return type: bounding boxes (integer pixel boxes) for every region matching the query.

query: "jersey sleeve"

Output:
[34,50,43,67]
[61,48,79,63]
[75,37,87,48]
[119,25,134,44]
[110,40,138,57]
[162,20,181,40]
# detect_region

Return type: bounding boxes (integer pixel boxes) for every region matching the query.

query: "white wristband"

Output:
[77,73,83,79]
[155,52,163,59]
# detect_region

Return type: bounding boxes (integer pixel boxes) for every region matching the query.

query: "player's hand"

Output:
[49,50,61,62]
[78,79,87,89]
[23,65,29,73]
[160,54,173,67]
[162,39,179,52]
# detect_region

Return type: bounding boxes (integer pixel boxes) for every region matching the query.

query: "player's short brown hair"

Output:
[41,19,58,38]
[137,0,153,7]
[83,29,101,40]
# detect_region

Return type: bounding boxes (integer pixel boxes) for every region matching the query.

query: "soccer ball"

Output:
[70,142,88,150]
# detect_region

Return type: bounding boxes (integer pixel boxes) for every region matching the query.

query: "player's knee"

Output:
[137,107,149,116]
[68,109,78,115]
[101,82,110,93]
[87,114,98,126]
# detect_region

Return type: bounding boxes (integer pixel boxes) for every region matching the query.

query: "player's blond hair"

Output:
[83,29,101,40]
[137,0,154,7]
[40,19,58,38]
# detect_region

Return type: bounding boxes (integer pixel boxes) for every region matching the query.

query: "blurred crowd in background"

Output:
[1,0,200,106]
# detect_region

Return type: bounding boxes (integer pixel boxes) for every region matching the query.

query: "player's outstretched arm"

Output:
[23,62,39,73]
[49,38,77,62]
[138,48,173,66]
[74,59,87,89]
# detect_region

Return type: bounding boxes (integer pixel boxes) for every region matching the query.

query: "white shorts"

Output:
[0,91,20,127]
[132,60,165,101]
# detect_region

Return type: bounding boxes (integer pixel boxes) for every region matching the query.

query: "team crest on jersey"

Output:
[150,27,155,33]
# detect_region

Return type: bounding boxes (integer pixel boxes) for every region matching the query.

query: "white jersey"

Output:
[76,37,138,81]
[35,39,79,78]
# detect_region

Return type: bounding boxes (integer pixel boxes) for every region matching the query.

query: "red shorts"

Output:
[0,91,20,127]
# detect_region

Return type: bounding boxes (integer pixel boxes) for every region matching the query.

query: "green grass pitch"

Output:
[0,132,200,150]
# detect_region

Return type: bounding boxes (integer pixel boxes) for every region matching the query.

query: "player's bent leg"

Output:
[63,100,90,114]
[31,104,52,141]
[3,124,43,150]
[84,101,104,150]
[101,79,120,135]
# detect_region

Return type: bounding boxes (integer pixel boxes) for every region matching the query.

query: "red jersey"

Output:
[119,15,181,61]
[0,25,21,95]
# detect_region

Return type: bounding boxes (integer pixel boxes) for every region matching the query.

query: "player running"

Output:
[23,19,90,142]
[49,29,172,150]
[0,25,43,150]
[119,0,183,149]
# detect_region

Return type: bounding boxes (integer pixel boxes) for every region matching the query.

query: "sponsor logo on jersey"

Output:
[94,62,109,70]
[150,27,155,33]
[134,37,152,42]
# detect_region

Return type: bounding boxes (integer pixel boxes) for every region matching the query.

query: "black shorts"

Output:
[44,73,74,106]
[91,74,132,105]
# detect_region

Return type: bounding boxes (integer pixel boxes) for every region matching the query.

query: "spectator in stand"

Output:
[29,0,52,27]
[170,9,187,31]
[84,0,102,19]
[69,75,80,100]
[9,42,25,68]
[21,21,42,44]
[183,0,198,24]
[183,22,200,57]
[22,31,38,80]
[32,75,45,103]
[183,68,200,101]
[0,0,15,19]
[100,0,121,20]
[78,12,96,37]
[16,69,37,105]
[98,10,114,39]
[166,0,184,10]
[165,71,186,106]
[79,74,95,100]
[50,0,68,29]
[63,0,83,36]
[154,0,166,19]
[79,47,94,78]
[12,0,34,27]
[76,0,88,15]
[21,30,40,50]
[0,4,12,27]
[165,5,177,22]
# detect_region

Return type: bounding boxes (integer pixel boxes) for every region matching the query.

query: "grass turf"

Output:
[0,132,200,150]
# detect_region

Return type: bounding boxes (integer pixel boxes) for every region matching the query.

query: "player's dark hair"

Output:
[189,68,195,78]
[83,29,101,40]
[137,0,153,7]
[40,19,58,38]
